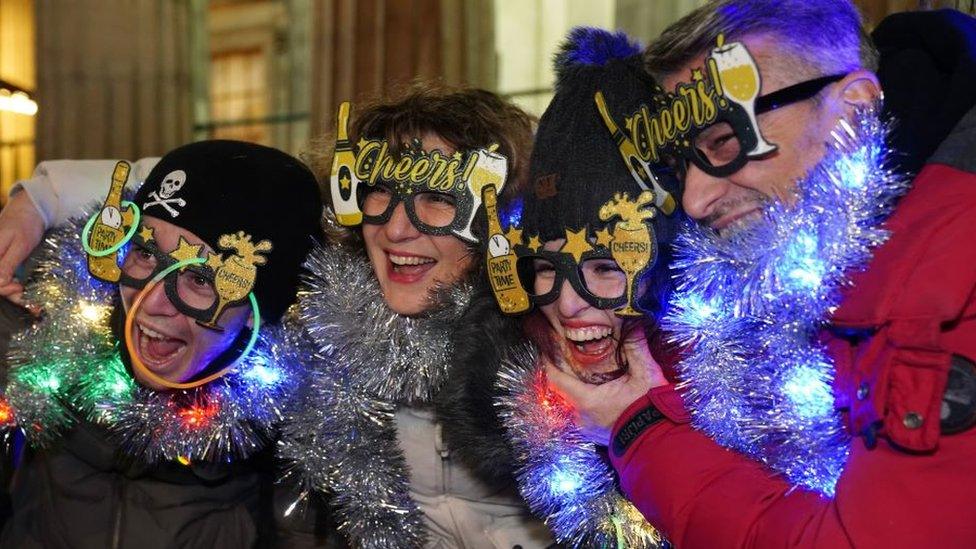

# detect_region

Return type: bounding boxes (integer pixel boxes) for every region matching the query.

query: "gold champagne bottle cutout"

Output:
[484,185,529,314]
[330,101,363,226]
[594,91,676,215]
[87,161,131,282]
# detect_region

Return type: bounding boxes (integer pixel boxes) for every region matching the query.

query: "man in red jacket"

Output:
[548,1,976,547]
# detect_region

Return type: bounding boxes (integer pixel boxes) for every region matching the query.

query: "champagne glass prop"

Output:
[709,35,777,156]
[199,233,271,331]
[453,147,507,243]
[598,192,657,317]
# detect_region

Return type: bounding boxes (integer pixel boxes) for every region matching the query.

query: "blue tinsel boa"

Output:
[664,108,910,495]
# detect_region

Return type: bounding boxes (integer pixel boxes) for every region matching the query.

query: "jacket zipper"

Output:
[434,421,450,494]
[111,476,125,549]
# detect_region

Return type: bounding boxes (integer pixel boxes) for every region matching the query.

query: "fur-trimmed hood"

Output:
[435,282,525,487]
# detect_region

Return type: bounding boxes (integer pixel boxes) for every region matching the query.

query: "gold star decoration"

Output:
[595,227,614,249]
[122,208,136,229]
[169,237,203,266]
[205,252,224,271]
[691,68,704,81]
[526,235,542,253]
[138,225,155,243]
[339,175,351,190]
[504,225,523,247]
[560,227,593,263]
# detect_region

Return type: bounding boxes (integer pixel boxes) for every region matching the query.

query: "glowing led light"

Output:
[179,403,219,430]
[784,231,825,290]
[783,365,832,419]
[110,376,130,395]
[177,455,191,466]
[0,399,14,425]
[550,467,582,495]
[839,150,869,189]
[501,196,524,229]
[675,292,721,327]
[78,302,108,323]
[244,364,281,386]
[41,375,61,392]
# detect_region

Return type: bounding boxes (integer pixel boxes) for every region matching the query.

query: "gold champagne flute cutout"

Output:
[454,146,507,242]
[598,191,657,317]
[708,34,777,156]
[200,232,272,331]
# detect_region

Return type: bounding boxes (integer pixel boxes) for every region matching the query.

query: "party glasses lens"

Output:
[692,121,743,169]
[517,256,627,300]
[361,184,459,229]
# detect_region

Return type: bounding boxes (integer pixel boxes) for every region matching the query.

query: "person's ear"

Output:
[834,69,882,113]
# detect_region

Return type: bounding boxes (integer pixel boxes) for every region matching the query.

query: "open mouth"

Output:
[387,252,437,283]
[136,322,187,370]
[562,325,615,366]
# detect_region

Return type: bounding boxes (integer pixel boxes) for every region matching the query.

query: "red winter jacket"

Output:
[610,116,976,547]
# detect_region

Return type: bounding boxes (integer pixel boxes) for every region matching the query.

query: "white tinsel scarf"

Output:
[3,217,306,463]
[664,107,909,495]
[277,243,473,549]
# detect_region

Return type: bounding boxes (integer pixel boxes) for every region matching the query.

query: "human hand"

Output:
[0,191,45,313]
[546,329,669,446]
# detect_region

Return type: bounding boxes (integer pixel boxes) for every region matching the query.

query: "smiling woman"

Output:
[489,28,681,547]
[278,82,561,548]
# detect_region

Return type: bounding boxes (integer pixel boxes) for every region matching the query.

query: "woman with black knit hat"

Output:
[483,28,681,548]
[0,140,324,548]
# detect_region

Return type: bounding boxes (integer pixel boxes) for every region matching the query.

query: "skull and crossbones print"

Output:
[144,170,188,217]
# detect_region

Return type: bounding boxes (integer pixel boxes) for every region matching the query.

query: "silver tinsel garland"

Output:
[663,107,910,495]
[3,216,307,463]
[496,343,664,548]
[277,242,473,549]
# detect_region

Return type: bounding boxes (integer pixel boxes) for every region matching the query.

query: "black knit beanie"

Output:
[521,28,680,245]
[133,140,323,323]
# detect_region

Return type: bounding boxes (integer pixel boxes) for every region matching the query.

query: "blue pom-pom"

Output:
[556,27,641,72]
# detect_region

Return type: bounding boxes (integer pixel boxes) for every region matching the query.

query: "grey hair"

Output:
[645,0,879,82]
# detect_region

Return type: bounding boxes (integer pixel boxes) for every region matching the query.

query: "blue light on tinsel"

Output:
[664,108,909,497]
[501,196,524,230]
[783,365,833,419]
[783,231,825,291]
[549,457,584,496]
[671,291,722,328]
[243,364,282,386]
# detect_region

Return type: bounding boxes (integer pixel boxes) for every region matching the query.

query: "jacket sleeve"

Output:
[610,384,976,548]
[10,158,159,229]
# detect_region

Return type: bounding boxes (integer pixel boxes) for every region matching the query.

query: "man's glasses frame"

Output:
[665,72,848,181]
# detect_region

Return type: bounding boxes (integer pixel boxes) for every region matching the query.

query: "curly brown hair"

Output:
[303,81,536,246]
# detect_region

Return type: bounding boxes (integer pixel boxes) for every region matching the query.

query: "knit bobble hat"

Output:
[521,27,680,245]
